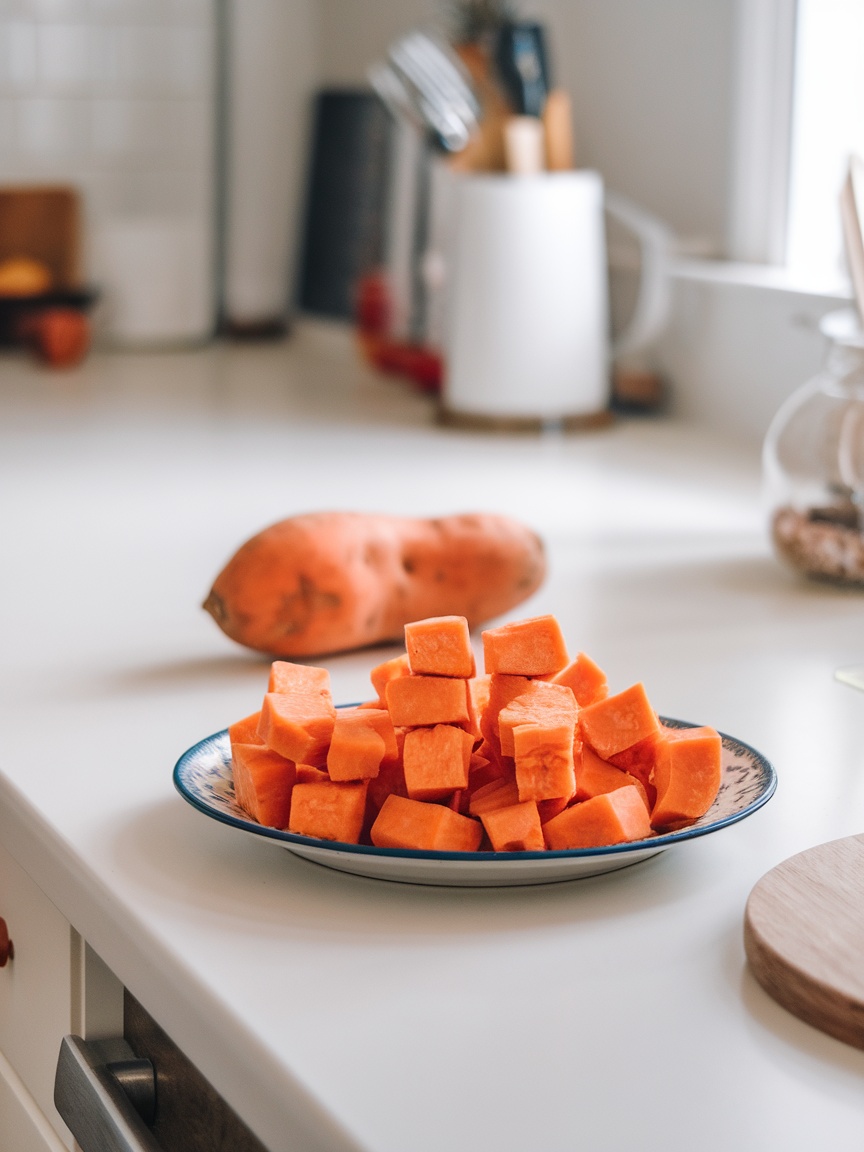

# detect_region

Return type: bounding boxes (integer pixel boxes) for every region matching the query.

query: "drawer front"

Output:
[0,841,74,1148]
[0,1033,69,1152]
[124,992,268,1152]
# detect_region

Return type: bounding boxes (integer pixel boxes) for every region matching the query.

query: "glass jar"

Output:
[764,308,864,584]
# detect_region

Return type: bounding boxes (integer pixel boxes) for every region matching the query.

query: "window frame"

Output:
[727,0,798,264]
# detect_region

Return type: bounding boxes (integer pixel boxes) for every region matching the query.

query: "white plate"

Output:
[173,718,776,887]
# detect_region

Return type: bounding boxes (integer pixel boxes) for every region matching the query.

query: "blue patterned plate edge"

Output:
[172,716,777,881]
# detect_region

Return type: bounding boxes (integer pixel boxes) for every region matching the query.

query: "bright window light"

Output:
[786,0,864,277]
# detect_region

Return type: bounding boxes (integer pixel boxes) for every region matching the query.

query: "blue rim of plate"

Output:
[173,714,777,863]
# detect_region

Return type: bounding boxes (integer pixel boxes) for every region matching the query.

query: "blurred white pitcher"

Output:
[440,170,670,425]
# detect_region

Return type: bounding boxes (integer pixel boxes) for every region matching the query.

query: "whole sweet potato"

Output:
[203,512,545,657]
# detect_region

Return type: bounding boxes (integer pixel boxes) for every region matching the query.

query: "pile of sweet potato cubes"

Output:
[228,613,722,853]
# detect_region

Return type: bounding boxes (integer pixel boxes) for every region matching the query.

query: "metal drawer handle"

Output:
[54,1035,160,1152]
[0,916,13,966]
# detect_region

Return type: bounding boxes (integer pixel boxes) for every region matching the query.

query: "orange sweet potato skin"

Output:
[203,512,546,657]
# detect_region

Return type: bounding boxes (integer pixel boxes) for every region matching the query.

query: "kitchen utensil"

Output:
[174,719,775,888]
[370,32,480,341]
[745,834,864,1049]
[764,308,864,584]
[494,21,550,117]
[439,171,671,425]
[543,88,575,171]
[368,63,426,138]
[384,31,480,154]
[840,153,864,324]
[502,115,545,174]
[448,39,511,173]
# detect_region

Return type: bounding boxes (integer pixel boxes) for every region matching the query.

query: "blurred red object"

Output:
[355,270,391,335]
[360,334,443,392]
[355,271,443,393]
[31,308,91,368]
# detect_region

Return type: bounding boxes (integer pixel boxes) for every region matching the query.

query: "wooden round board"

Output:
[744,833,864,1049]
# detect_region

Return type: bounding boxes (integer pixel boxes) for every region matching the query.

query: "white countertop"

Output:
[2,321,864,1151]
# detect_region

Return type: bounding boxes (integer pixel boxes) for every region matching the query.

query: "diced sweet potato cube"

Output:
[232,743,296,828]
[446,789,471,815]
[367,757,408,814]
[482,615,569,676]
[289,780,368,844]
[392,724,408,763]
[404,615,476,678]
[550,652,609,707]
[370,794,482,852]
[577,745,649,810]
[327,710,387,781]
[578,682,660,760]
[543,786,652,850]
[335,706,399,762]
[268,661,332,701]
[467,749,507,791]
[469,748,489,773]
[229,710,264,746]
[258,691,336,767]
[370,709,399,761]
[296,764,328,784]
[608,729,664,807]
[513,722,576,802]
[465,675,491,741]
[651,726,722,829]
[537,796,570,823]
[498,681,578,757]
[385,675,469,727]
[468,776,521,816]
[402,723,473,800]
[370,653,410,704]
[480,673,532,754]
[481,801,545,851]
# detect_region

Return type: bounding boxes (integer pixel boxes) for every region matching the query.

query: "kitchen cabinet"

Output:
[0,835,266,1152]
[2,323,864,1152]
[0,840,124,1151]
[0,1058,66,1152]
[0,841,77,1148]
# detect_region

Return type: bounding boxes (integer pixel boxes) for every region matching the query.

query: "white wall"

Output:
[656,270,849,443]
[315,0,737,256]
[222,0,319,326]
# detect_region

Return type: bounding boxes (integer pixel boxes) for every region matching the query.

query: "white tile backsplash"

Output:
[38,23,98,88]
[17,94,89,151]
[0,0,216,342]
[28,0,91,20]
[0,21,39,89]
[90,96,210,162]
[88,0,169,23]
[105,24,210,94]
[0,97,15,147]
[86,156,209,214]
